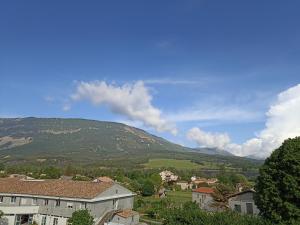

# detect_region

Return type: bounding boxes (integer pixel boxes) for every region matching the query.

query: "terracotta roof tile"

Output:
[0,178,113,199]
[116,209,139,218]
[192,187,214,194]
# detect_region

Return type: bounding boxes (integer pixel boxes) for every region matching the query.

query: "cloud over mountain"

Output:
[187,84,300,158]
[70,80,177,135]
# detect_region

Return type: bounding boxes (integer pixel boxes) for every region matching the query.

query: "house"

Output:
[159,171,178,182]
[176,181,191,190]
[108,209,139,225]
[0,177,140,225]
[192,187,215,212]
[93,176,114,183]
[228,190,259,215]
[191,177,218,186]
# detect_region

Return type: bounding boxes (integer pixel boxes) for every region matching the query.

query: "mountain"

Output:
[0,117,187,159]
[193,147,234,156]
[0,117,261,169]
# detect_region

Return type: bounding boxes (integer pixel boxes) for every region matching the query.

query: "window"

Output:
[80,202,87,209]
[32,198,37,205]
[234,204,241,212]
[55,199,60,207]
[41,216,47,225]
[67,202,73,208]
[53,218,58,225]
[11,196,17,203]
[44,199,49,206]
[0,196,3,203]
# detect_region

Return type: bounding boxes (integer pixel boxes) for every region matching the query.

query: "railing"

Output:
[95,210,120,225]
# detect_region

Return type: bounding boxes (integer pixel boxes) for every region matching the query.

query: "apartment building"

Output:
[0,177,139,225]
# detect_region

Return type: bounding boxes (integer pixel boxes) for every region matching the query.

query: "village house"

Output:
[176,181,191,190]
[191,177,218,187]
[0,177,140,225]
[159,170,178,182]
[192,187,215,212]
[228,190,259,215]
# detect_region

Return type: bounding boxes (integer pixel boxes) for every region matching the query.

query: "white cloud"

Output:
[187,127,230,149]
[70,80,177,135]
[169,107,262,123]
[62,104,71,112]
[187,84,300,158]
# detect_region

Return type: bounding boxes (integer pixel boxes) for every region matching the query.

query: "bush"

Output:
[162,202,271,225]
[68,209,94,225]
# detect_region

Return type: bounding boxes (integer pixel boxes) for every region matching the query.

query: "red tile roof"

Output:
[0,178,114,199]
[192,187,214,194]
[116,209,139,218]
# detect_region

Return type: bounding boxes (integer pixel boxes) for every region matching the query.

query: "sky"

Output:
[1,0,300,158]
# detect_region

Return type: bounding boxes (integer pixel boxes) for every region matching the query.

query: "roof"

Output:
[0,178,114,199]
[192,187,214,194]
[116,209,139,218]
[95,176,114,183]
[228,189,255,198]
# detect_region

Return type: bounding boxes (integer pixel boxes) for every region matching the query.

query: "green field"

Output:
[143,158,201,170]
[167,190,192,204]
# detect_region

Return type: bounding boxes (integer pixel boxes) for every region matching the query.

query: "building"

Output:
[228,190,259,215]
[93,176,114,183]
[0,177,140,225]
[176,181,191,190]
[192,187,215,212]
[191,177,218,187]
[108,209,140,225]
[159,170,178,182]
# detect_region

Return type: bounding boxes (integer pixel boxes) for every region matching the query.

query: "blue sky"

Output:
[1,1,300,156]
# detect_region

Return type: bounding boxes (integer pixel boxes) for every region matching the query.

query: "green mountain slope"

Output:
[0,117,187,158]
[0,118,261,170]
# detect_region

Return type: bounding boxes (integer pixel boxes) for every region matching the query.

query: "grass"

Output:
[167,190,192,204]
[143,158,201,170]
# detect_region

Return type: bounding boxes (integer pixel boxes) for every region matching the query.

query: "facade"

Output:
[176,181,191,190]
[191,177,218,187]
[0,177,140,225]
[192,187,215,212]
[109,209,139,225]
[159,171,178,182]
[228,190,259,215]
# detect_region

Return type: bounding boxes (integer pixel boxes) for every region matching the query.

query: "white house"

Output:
[159,171,178,182]
[192,187,215,212]
[0,177,140,225]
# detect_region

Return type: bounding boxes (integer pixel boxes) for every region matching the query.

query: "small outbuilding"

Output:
[228,190,259,215]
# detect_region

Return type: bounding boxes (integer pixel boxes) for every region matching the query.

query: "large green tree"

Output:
[68,209,94,225]
[254,137,300,224]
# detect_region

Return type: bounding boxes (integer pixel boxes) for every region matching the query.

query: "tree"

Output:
[141,180,155,196]
[211,184,234,210]
[254,137,300,224]
[68,210,94,225]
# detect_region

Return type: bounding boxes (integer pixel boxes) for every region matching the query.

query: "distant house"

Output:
[94,176,114,183]
[191,177,218,186]
[159,170,178,182]
[0,177,140,225]
[228,190,259,215]
[176,181,191,190]
[192,187,215,211]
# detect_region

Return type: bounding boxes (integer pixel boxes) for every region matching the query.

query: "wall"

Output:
[228,192,259,215]
[192,192,215,212]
